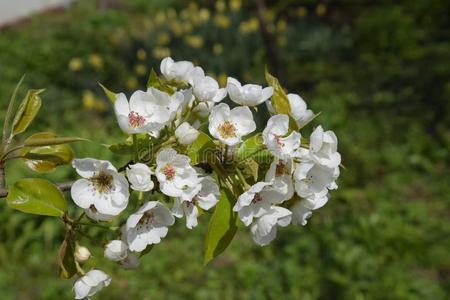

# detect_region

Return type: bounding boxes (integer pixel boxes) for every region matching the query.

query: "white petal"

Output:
[71,179,95,209]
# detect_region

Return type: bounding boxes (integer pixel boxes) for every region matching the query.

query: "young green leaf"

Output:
[187,132,216,165]
[147,68,176,94]
[12,89,44,135]
[22,132,87,147]
[237,133,264,161]
[6,178,68,217]
[21,133,73,173]
[98,82,117,103]
[59,230,77,279]
[265,67,291,115]
[204,188,239,265]
[2,75,25,149]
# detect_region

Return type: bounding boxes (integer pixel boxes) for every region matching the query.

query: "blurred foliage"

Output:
[0,0,449,299]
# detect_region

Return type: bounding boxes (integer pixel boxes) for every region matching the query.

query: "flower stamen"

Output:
[128,111,146,128]
[217,121,237,139]
[162,164,176,181]
[90,171,114,193]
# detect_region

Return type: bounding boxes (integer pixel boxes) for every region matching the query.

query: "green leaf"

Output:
[237,133,264,161]
[265,67,291,115]
[22,132,86,147]
[59,230,77,279]
[204,188,239,265]
[108,141,134,155]
[12,89,44,135]
[21,133,73,173]
[147,68,176,94]
[187,132,216,165]
[6,178,68,217]
[240,159,259,182]
[98,82,117,103]
[2,75,25,148]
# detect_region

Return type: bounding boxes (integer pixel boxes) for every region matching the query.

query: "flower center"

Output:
[162,164,176,181]
[128,111,145,128]
[90,171,114,193]
[274,135,285,147]
[139,211,154,225]
[275,161,286,176]
[251,193,262,204]
[217,121,237,139]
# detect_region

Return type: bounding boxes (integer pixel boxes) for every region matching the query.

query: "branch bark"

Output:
[0,180,75,198]
[0,161,5,190]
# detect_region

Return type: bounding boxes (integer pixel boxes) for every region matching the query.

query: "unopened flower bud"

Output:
[75,245,91,263]
[104,240,128,261]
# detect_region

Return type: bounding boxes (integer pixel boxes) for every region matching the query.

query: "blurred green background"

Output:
[0,0,449,299]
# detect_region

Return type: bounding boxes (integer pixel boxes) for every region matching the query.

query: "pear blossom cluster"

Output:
[69,57,341,298]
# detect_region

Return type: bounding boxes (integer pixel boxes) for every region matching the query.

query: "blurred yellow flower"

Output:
[218,73,227,87]
[127,77,138,90]
[135,64,147,76]
[316,4,327,16]
[239,17,259,34]
[277,19,287,33]
[110,28,126,45]
[157,32,171,46]
[230,0,242,12]
[152,47,171,59]
[214,14,231,28]
[216,1,226,13]
[297,6,308,17]
[198,8,210,22]
[170,21,184,37]
[68,58,83,72]
[278,36,287,47]
[185,35,204,48]
[213,43,223,55]
[155,12,166,25]
[137,49,147,60]
[88,54,104,70]
[82,90,107,112]
[167,8,177,19]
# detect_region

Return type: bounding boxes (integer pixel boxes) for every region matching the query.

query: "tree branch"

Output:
[0,161,5,190]
[0,180,75,198]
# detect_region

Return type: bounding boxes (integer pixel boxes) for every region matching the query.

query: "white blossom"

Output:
[71,158,129,216]
[309,125,341,168]
[233,181,285,226]
[209,103,256,146]
[227,77,273,106]
[287,93,315,127]
[190,66,227,103]
[293,161,338,200]
[172,176,220,229]
[250,206,292,246]
[125,201,175,252]
[160,57,194,83]
[74,269,111,299]
[104,240,128,262]
[84,206,115,222]
[262,114,301,160]
[126,163,154,192]
[265,158,294,201]
[155,148,201,200]
[175,122,200,145]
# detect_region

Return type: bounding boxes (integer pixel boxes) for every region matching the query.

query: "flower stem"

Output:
[132,134,139,162]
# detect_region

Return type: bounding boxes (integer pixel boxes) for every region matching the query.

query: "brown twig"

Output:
[0,180,75,198]
[0,161,5,190]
